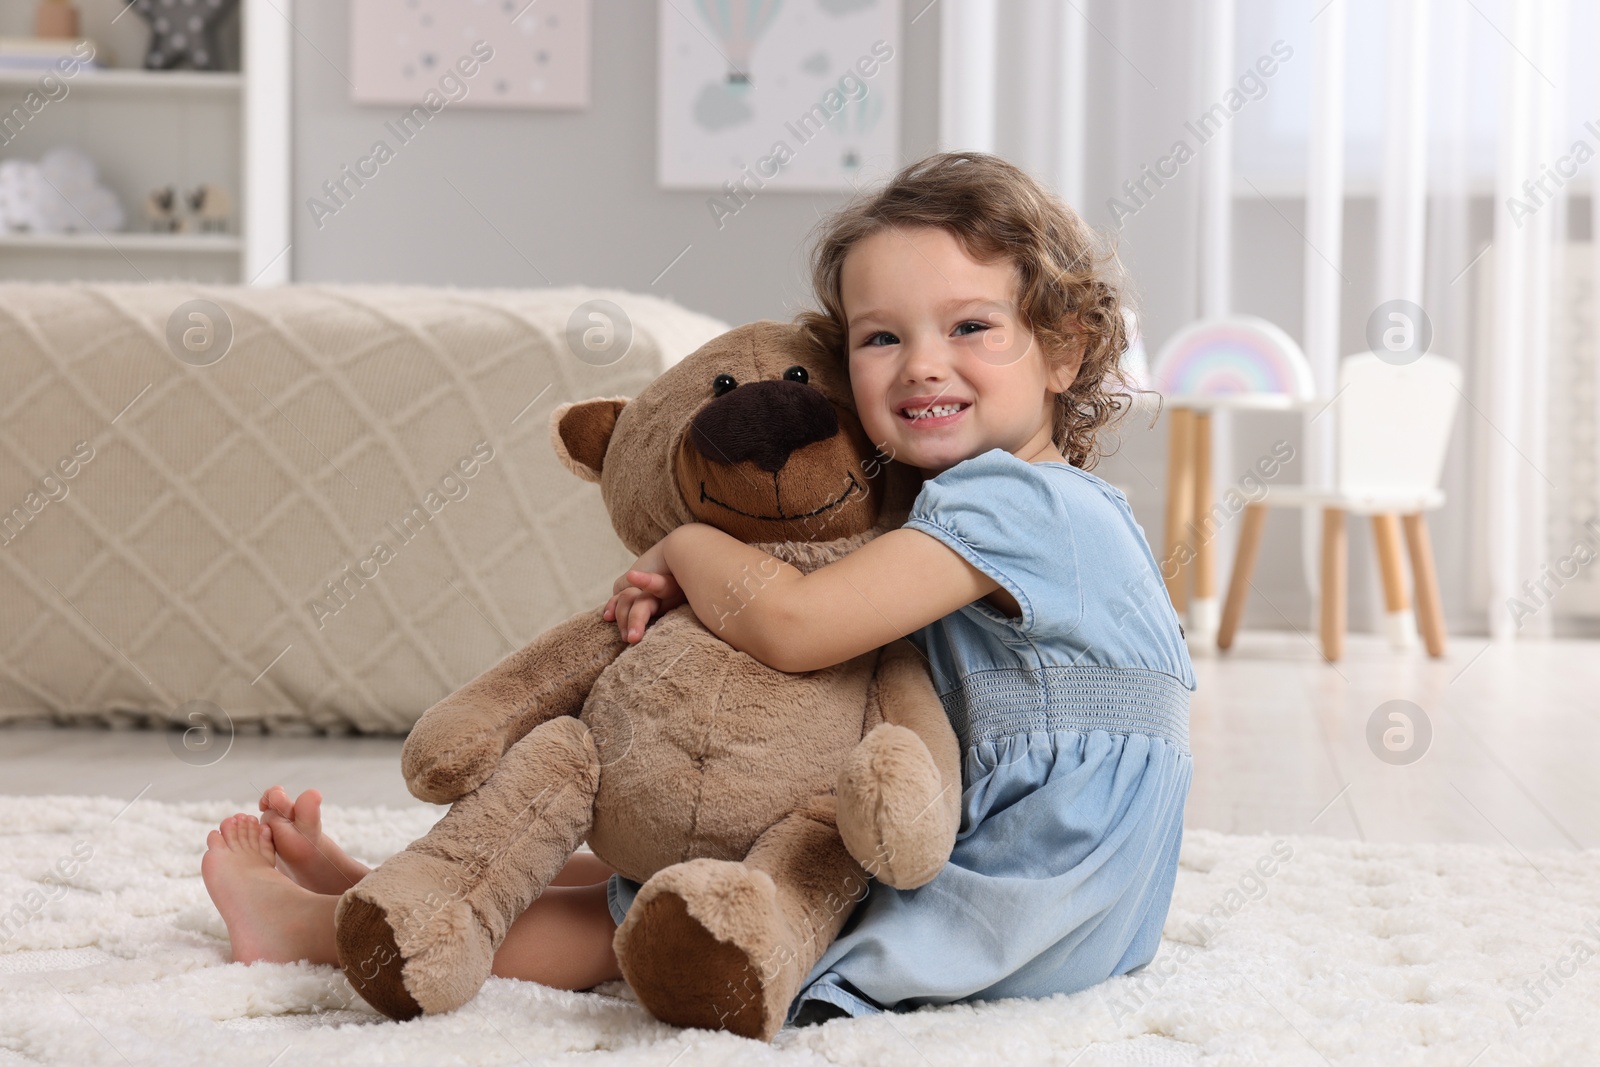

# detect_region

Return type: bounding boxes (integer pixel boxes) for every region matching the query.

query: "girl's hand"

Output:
[603,538,687,642]
[604,576,679,643]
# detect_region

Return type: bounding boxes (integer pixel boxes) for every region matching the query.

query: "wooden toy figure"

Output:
[145,186,183,233]
[34,0,80,39]
[186,184,232,233]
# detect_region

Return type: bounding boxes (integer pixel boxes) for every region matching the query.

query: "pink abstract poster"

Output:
[349,0,590,109]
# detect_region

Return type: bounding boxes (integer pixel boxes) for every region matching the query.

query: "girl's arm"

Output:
[654,521,1002,673]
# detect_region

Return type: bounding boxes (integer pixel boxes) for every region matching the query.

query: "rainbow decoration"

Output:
[1151,316,1315,399]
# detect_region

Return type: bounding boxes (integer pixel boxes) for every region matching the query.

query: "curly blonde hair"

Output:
[793,151,1144,470]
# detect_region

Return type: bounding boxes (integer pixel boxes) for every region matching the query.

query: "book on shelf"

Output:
[0,36,103,71]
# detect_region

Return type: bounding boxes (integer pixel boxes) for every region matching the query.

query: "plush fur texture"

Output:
[334,321,961,1040]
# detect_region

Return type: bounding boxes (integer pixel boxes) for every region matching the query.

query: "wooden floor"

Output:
[1,631,1595,851]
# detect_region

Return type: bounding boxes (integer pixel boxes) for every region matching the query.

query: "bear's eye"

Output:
[712,373,737,396]
[782,365,809,384]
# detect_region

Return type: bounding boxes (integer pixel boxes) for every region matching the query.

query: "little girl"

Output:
[604,150,1195,1024]
[201,150,1194,1028]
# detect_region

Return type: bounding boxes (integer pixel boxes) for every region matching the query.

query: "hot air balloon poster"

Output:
[349,0,590,109]
[658,0,902,191]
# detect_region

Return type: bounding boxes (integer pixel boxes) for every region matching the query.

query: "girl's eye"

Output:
[954,321,991,337]
[861,331,899,347]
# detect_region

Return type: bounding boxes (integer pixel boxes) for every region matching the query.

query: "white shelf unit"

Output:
[0,231,241,253]
[0,68,243,93]
[0,0,289,285]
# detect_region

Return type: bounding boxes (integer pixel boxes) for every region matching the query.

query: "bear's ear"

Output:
[549,396,629,483]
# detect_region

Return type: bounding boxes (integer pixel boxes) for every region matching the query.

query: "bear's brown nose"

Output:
[688,379,839,473]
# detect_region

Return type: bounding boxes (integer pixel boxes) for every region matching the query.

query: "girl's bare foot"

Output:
[257,785,369,895]
[200,814,340,965]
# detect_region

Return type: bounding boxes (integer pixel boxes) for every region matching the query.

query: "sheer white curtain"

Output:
[941,0,1600,640]
[944,0,1086,208]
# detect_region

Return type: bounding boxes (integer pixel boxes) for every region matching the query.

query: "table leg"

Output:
[1189,410,1218,638]
[1162,408,1196,615]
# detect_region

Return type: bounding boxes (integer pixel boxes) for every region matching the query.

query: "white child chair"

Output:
[1216,350,1461,661]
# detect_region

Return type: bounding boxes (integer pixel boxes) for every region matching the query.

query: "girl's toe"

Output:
[251,821,276,860]
[293,789,323,835]
[264,785,293,820]
[224,814,254,844]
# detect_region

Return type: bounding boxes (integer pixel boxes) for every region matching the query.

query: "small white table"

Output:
[1157,393,1322,638]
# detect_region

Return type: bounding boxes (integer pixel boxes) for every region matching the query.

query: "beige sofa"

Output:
[0,284,730,734]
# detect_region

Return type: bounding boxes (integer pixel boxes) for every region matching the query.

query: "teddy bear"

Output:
[332,319,962,1040]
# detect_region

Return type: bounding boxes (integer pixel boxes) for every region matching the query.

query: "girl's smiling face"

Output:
[842,225,1081,479]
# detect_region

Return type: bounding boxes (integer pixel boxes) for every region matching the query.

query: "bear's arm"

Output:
[872,638,962,837]
[400,606,628,803]
[835,638,963,888]
[874,641,961,787]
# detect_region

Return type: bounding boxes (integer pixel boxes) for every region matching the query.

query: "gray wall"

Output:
[288,0,1506,639]
[290,0,941,328]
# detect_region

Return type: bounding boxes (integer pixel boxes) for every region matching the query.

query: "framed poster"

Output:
[350,0,590,109]
[658,0,901,191]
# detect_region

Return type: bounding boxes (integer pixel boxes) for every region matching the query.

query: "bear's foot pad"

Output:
[335,895,423,1021]
[624,889,774,1039]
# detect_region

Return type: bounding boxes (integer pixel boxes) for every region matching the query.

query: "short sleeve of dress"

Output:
[901,447,1081,637]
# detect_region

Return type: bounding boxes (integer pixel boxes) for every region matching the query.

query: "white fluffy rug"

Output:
[0,795,1595,1066]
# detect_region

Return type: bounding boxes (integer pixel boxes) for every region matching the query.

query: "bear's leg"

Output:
[614,794,867,1041]
[335,716,600,1019]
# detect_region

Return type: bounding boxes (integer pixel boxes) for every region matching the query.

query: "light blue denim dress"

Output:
[607,445,1196,1026]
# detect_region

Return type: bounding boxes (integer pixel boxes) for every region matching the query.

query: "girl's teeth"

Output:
[906,403,965,419]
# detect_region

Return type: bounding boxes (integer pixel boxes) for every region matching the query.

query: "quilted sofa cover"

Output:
[0,284,729,733]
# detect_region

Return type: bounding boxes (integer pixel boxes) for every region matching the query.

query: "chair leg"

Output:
[1217,504,1267,651]
[1189,411,1219,637]
[1370,514,1416,650]
[1162,408,1196,614]
[1320,508,1346,662]
[1402,512,1447,657]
